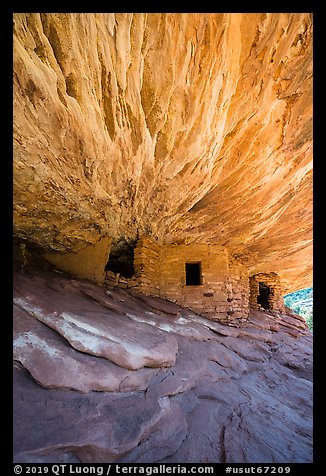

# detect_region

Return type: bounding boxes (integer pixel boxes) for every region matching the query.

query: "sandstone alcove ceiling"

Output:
[13,13,312,293]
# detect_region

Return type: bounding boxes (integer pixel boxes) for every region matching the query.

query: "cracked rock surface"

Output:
[13,266,312,463]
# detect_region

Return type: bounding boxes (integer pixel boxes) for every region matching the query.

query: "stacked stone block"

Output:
[134,237,250,321]
[227,257,250,320]
[133,237,161,296]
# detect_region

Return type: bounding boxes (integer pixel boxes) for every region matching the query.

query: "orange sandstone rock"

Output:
[13,13,312,293]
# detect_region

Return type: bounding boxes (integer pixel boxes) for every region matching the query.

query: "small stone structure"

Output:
[249,272,285,313]
[133,237,249,322]
[37,235,285,322]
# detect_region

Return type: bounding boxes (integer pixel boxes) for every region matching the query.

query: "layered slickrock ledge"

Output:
[13,266,312,463]
[13,13,313,464]
[13,13,312,293]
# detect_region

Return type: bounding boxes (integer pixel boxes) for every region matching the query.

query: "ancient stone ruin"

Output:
[249,272,285,313]
[40,235,288,322]
[134,237,250,321]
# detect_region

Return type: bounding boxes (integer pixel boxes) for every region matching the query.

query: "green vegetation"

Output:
[284,287,313,332]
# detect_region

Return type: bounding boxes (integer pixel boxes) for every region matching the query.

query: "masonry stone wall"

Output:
[18,233,285,321]
[227,257,250,320]
[134,237,161,297]
[134,237,250,322]
[159,243,230,320]
[42,234,285,321]
[249,272,285,313]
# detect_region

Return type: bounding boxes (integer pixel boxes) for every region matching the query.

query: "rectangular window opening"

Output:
[185,262,202,286]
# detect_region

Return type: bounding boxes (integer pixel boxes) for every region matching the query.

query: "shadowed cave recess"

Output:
[105,240,136,279]
[257,282,272,310]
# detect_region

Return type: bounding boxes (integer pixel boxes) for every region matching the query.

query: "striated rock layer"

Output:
[13,266,312,463]
[13,13,312,293]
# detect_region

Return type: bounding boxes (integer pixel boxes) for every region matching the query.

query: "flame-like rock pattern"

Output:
[13,13,312,293]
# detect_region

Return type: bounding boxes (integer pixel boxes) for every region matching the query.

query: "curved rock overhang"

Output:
[13,13,312,294]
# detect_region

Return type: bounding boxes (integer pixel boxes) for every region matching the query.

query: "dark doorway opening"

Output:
[105,240,135,279]
[257,282,271,309]
[185,262,202,286]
